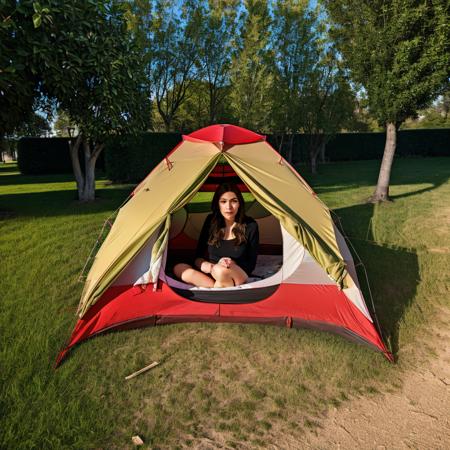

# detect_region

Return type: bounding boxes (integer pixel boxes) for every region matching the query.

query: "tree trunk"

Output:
[309,134,323,174]
[286,134,294,164]
[319,140,326,163]
[277,133,284,158]
[369,122,397,202]
[69,134,84,199]
[82,154,97,202]
[69,135,102,202]
[310,148,318,174]
[79,140,94,202]
[209,85,217,124]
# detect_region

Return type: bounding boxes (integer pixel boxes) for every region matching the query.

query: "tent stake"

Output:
[125,361,159,380]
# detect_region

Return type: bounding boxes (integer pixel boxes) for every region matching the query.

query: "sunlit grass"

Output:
[1,158,449,449]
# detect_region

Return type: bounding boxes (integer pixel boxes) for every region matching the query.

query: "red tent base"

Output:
[56,282,393,367]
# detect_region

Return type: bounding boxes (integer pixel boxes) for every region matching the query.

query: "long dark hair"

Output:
[208,183,247,247]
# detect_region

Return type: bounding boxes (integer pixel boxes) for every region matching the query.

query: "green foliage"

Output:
[170,81,234,132]
[323,0,450,126]
[149,0,204,131]
[4,0,448,147]
[347,103,383,132]
[271,1,356,171]
[271,0,319,134]
[198,0,239,123]
[1,1,151,136]
[12,112,51,138]
[0,0,41,135]
[38,1,151,140]
[1,0,152,201]
[53,110,77,137]
[300,51,355,145]
[229,0,274,131]
[131,0,238,130]
[402,110,450,129]
[402,91,450,129]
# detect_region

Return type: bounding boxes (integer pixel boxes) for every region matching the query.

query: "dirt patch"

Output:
[302,307,450,450]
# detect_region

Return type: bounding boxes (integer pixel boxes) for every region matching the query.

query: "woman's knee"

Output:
[232,274,247,286]
[173,263,191,279]
[229,266,248,286]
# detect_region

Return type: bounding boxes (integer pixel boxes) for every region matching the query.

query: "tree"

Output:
[402,86,450,128]
[440,89,450,119]
[301,51,355,173]
[171,80,211,131]
[173,81,234,132]
[402,108,450,129]
[271,0,320,160]
[229,0,274,131]
[13,112,51,137]
[198,0,238,123]
[1,1,151,201]
[0,0,46,136]
[53,110,77,137]
[36,1,151,201]
[149,0,204,131]
[346,97,382,132]
[323,0,450,202]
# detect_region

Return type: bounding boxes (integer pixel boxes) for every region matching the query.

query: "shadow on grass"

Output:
[335,202,419,360]
[0,186,134,217]
[0,173,74,186]
[308,158,450,198]
[0,163,20,174]
[389,185,439,201]
[0,190,251,218]
[0,170,112,187]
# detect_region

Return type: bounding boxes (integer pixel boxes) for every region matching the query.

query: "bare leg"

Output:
[173,263,215,288]
[211,264,248,288]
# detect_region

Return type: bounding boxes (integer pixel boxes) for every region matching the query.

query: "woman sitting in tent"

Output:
[174,183,259,288]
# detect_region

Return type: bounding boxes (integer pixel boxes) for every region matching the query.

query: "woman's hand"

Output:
[218,257,234,269]
[200,260,215,274]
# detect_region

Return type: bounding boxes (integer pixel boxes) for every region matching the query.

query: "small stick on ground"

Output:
[125,361,159,380]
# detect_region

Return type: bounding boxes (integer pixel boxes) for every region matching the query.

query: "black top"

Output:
[195,214,259,275]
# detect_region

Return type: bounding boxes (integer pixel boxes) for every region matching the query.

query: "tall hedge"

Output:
[18,128,449,179]
[396,128,450,157]
[105,132,181,182]
[17,137,104,175]
[325,128,450,162]
[270,128,450,164]
[105,128,449,181]
[266,134,310,162]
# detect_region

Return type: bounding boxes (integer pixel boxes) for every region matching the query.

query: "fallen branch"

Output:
[125,361,159,380]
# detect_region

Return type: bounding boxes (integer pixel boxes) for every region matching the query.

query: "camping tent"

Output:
[56,124,392,366]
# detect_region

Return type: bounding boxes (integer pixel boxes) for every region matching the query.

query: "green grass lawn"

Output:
[1,158,449,449]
